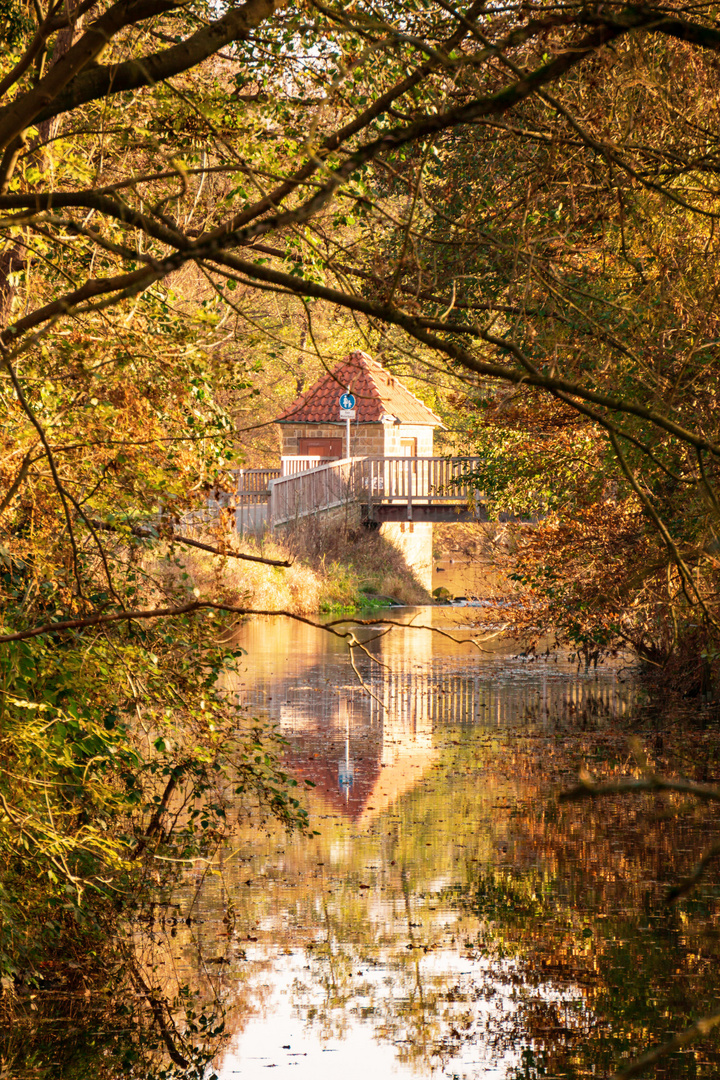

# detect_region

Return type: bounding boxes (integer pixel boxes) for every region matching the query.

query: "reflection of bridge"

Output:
[365,667,635,728]
[227,615,636,827]
[233,456,488,531]
[251,667,635,827]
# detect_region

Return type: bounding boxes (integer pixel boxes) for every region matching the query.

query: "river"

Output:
[140,607,720,1079]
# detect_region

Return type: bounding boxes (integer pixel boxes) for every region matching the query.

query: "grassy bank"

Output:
[162,517,430,615]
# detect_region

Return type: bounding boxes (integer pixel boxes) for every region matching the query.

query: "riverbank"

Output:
[164,517,431,615]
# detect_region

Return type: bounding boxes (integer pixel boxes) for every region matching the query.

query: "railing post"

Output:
[239,468,248,535]
[368,459,374,520]
[407,457,412,520]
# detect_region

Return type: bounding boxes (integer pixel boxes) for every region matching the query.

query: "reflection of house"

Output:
[275,351,442,463]
[227,613,439,827]
[282,688,437,828]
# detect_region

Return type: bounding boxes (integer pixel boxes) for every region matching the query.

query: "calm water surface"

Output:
[152,608,720,1079]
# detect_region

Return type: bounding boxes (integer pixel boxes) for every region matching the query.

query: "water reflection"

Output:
[179,608,689,1080]
[54,608,714,1080]
[228,610,635,835]
[18,610,720,1079]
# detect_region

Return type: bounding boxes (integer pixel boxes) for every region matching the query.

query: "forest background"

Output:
[2,0,720,1074]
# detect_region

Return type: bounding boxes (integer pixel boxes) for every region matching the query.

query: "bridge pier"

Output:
[379,521,434,594]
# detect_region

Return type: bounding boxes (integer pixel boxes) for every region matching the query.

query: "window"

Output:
[400,438,417,457]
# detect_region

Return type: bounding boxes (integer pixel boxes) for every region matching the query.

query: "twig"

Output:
[0,446,39,514]
[2,353,85,597]
[667,840,720,901]
[325,615,505,652]
[128,965,190,1069]
[63,489,124,604]
[131,773,179,861]
[346,630,390,668]
[608,430,717,627]
[347,639,388,711]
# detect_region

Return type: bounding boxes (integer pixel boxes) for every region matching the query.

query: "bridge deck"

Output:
[261,455,484,527]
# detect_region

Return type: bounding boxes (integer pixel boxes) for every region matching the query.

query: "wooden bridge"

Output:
[232,456,488,531]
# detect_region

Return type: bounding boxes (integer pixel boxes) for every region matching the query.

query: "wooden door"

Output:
[298,437,343,459]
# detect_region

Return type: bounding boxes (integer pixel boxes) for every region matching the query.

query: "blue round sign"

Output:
[339,392,356,410]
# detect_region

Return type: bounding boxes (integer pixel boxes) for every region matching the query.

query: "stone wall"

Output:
[279,422,435,458]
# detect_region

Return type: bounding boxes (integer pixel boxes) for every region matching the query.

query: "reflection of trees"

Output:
[1,932,228,1080]
[449,779,720,1079]
[267,695,720,1078]
[291,884,475,1071]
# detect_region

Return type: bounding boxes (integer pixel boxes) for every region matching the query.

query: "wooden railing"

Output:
[269,456,482,526]
[232,461,335,502]
[270,457,359,525]
[361,456,481,504]
[234,467,281,496]
[281,455,335,476]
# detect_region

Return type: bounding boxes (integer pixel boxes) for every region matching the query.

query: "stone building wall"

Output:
[279,422,435,458]
[279,423,345,456]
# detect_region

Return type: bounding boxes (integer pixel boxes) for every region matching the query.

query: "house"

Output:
[275,350,442,462]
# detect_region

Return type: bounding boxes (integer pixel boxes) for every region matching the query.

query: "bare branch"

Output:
[0,600,375,644]
[560,775,720,805]
[87,516,293,567]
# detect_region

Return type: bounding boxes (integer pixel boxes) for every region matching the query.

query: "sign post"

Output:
[339,391,356,458]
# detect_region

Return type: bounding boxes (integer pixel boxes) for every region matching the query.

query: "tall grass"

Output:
[152,518,430,615]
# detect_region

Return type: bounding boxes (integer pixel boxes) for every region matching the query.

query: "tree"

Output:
[3,1,720,667]
[4,0,720,1071]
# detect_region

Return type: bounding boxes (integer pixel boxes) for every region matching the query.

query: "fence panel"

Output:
[270,457,362,525]
[281,456,334,476]
[360,457,480,501]
[232,468,281,494]
[269,456,483,525]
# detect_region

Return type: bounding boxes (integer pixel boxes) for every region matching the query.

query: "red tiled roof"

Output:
[276,351,442,426]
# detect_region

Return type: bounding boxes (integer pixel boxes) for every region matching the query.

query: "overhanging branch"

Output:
[87,516,293,567]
